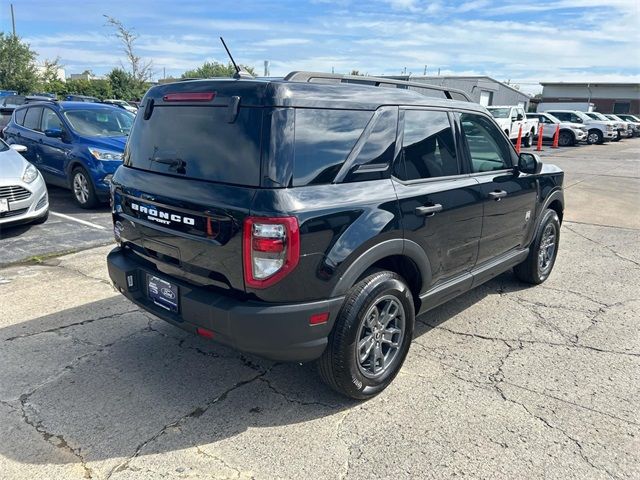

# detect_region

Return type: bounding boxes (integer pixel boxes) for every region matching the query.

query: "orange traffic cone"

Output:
[536,124,544,151]
[515,124,523,154]
[552,124,560,148]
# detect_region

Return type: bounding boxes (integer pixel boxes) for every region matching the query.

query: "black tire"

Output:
[523,132,533,148]
[558,130,575,147]
[586,129,603,145]
[32,210,49,224]
[514,209,560,285]
[317,271,415,400]
[70,167,98,209]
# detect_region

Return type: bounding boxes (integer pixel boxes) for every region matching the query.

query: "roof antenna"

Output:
[219,37,254,79]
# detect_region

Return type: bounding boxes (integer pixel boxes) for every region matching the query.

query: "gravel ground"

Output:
[0,140,638,479]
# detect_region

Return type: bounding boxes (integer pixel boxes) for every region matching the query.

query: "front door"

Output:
[458,112,538,265]
[39,107,69,182]
[393,109,484,288]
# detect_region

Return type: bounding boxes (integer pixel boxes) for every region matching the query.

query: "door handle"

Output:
[488,190,507,201]
[415,204,443,216]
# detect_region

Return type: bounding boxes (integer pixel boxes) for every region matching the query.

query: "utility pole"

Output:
[11,3,17,36]
[163,67,166,79]
[423,65,427,75]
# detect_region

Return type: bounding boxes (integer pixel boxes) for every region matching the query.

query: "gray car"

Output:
[0,140,49,227]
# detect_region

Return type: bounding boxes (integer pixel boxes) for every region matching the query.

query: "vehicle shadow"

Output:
[47,185,111,216]
[0,271,523,468]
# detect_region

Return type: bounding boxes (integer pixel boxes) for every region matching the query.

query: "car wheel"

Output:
[71,167,98,209]
[558,131,574,147]
[514,208,560,285]
[32,210,49,225]
[586,130,602,145]
[523,132,533,148]
[317,271,415,400]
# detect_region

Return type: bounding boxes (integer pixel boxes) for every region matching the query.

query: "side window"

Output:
[397,110,458,181]
[41,108,63,131]
[23,107,43,131]
[344,107,397,182]
[552,112,568,122]
[14,108,27,126]
[460,112,513,173]
[570,113,582,123]
[293,108,372,186]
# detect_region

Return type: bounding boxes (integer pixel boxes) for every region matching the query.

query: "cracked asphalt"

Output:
[0,140,639,479]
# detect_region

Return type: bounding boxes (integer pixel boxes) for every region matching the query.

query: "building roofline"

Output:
[540,82,640,87]
[384,75,530,98]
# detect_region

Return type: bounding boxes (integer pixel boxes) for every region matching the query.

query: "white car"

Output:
[543,110,617,144]
[0,141,49,227]
[585,111,627,140]
[616,114,640,136]
[527,112,588,146]
[486,106,539,147]
[604,114,635,138]
[102,99,138,114]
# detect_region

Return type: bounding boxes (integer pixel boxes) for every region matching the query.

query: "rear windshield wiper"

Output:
[149,156,187,174]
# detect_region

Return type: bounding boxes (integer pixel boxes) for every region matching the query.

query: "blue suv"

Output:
[3,101,134,208]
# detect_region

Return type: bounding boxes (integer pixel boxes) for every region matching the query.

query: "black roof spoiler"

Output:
[284,71,471,102]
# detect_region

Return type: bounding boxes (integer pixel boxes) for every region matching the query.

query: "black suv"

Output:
[107,72,564,399]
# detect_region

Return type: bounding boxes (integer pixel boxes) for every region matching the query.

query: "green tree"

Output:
[104,15,153,82]
[37,57,65,94]
[181,61,256,79]
[107,68,138,99]
[0,32,39,93]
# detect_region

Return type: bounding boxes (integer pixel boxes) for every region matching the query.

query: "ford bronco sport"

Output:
[107,72,564,399]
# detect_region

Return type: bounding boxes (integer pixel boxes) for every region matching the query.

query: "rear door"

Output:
[457,111,537,265]
[113,96,265,292]
[17,106,42,165]
[393,108,483,288]
[38,107,69,180]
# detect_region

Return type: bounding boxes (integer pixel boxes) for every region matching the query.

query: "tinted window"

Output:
[41,108,63,131]
[460,113,513,173]
[550,112,570,122]
[344,108,397,182]
[294,108,371,186]
[397,110,458,181]
[23,107,43,131]
[14,108,27,126]
[126,106,263,186]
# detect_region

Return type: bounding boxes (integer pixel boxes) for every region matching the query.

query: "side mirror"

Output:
[518,152,542,175]
[44,128,63,138]
[517,114,524,121]
[10,144,27,153]
[574,117,583,123]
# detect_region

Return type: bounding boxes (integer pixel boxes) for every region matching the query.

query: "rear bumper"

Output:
[107,247,344,362]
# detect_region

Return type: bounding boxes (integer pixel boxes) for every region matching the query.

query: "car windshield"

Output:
[487,108,511,118]
[591,112,609,121]
[544,113,561,123]
[64,108,134,137]
[0,138,9,153]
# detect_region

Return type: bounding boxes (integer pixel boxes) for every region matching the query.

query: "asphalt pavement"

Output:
[0,140,638,479]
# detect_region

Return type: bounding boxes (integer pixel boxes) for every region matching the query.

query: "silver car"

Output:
[0,140,49,227]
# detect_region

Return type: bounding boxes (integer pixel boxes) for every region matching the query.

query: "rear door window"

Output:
[13,108,27,126]
[126,106,263,186]
[23,107,43,131]
[396,110,458,181]
[293,108,372,186]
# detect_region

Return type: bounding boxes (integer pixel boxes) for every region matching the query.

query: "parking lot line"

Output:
[50,211,107,231]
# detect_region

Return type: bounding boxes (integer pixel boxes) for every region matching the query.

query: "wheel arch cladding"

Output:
[331,238,431,304]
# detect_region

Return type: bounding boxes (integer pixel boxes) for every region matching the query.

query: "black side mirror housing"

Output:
[517,114,524,121]
[518,152,542,174]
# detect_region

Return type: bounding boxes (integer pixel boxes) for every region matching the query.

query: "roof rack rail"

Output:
[284,71,471,102]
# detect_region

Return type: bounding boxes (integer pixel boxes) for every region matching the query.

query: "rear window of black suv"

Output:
[125,105,263,186]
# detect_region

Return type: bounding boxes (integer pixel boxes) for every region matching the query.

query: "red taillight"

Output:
[196,327,214,339]
[163,92,216,102]
[243,216,300,289]
[309,312,329,326]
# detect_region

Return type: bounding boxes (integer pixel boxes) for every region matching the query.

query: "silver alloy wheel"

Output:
[538,223,557,276]
[73,171,90,204]
[587,132,600,144]
[356,295,405,379]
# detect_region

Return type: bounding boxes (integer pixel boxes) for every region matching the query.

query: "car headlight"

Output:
[88,147,123,161]
[22,163,38,183]
[606,125,614,130]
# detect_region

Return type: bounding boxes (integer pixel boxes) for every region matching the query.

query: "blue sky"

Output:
[3,0,639,94]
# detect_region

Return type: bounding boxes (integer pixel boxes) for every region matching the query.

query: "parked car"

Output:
[543,109,616,144]
[0,95,54,108]
[64,95,99,103]
[107,73,564,399]
[0,108,13,138]
[102,99,138,114]
[615,114,640,136]
[527,112,587,146]
[584,111,626,140]
[0,140,49,227]
[3,101,134,208]
[486,106,539,147]
[604,114,635,138]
